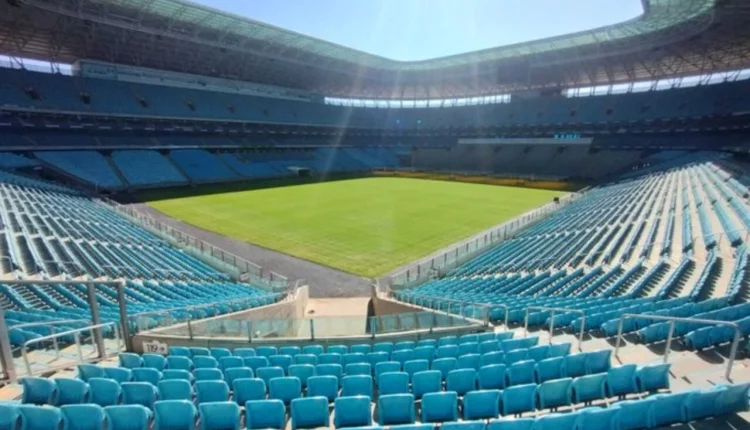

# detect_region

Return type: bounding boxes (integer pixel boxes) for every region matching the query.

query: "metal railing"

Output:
[524,306,586,351]
[22,322,122,376]
[12,319,90,358]
[613,313,742,380]
[397,293,494,327]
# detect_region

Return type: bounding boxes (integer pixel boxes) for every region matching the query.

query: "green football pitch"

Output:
[145,177,563,278]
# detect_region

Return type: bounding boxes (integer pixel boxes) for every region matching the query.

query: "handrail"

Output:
[399,293,495,327]
[524,306,586,351]
[129,294,273,321]
[12,319,91,359]
[21,322,121,376]
[613,313,742,380]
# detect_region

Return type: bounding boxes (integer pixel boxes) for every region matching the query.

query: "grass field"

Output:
[145,178,562,277]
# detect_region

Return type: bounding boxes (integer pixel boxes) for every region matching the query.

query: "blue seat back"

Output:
[245,400,285,430]
[105,405,152,430]
[232,378,266,405]
[198,402,240,430]
[379,372,409,396]
[307,376,338,402]
[421,392,458,423]
[122,382,157,408]
[195,381,230,404]
[268,377,302,404]
[463,389,501,420]
[61,404,105,430]
[377,394,415,426]
[334,396,372,428]
[21,377,57,405]
[154,400,197,430]
[158,380,193,401]
[88,378,121,407]
[291,397,329,430]
[536,378,573,409]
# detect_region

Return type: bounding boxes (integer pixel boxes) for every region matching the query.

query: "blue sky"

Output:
[191,0,644,61]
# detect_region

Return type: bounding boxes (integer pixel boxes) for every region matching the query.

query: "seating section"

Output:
[169,149,239,183]
[35,151,124,189]
[7,342,749,430]
[397,154,750,351]
[0,169,280,347]
[110,150,187,187]
[0,152,39,169]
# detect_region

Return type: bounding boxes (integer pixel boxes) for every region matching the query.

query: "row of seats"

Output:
[6,382,749,430]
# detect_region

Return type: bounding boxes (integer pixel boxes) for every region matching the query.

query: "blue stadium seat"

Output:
[60,404,106,430]
[256,347,278,358]
[502,384,536,416]
[487,418,533,430]
[547,343,571,358]
[373,343,393,358]
[504,349,528,366]
[257,367,285,386]
[307,375,339,402]
[245,400,285,430]
[53,378,89,406]
[436,345,459,359]
[269,376,302,405]
[153,400,197,430]
[19,405,63,430]
[0,404,21,430]
[441,422,485,430]
[481,352,504,367]
[167,356,193,372]
[132,368,162,386]
[375,362,400,382]
[572,374,607,404]
[21,377,57,405]
[564,353,587,378]
[269,355,293,373]
[103,368,132,384]
[122,382,158,409]
[343,353,366,368]
[77,365,105,382]
[463,389,501,420]
[395,341,416,351]
[585,349,611,374]
[505,360,535,386]
[295,354,318,366]
[526,345,549,362]
[457,354,481,371]
[635,363,670,392]
[289,364,316,388]
[191,348,210,357]
[88,378,121,407]
[169,347,191,357]
[195,381,230,404]
[158,380,193,401]
[329,345,348,355]
[605,364,638,398]
[234,348,256,358]
[162,370,193,383]
[232,378,266,405]
[119,353,144,369]
[609,398,655,430]
[280,346,301,357]
[421,392,458,423]
[244,357,270,372]
[403,360,429,380]
[478,364,506,390]
[302,345,324,356]
[351,345,371,355]
[219,357,244,372]
[367,352,389,368]
[379,372,409,396]
[143,354,167,371]
[536,378,573,410]
[650,392,691,427]
[105,405,152,430]
[414,346,435,364]
[320,354,343,366]
[714,383,750,415]
[345,363,371,376]
[534,357,566,383]
[392,350,414,367]
[575,407,620,430]
[458,342,479,356]
[224,367,253,388]
[377,394,415,426]
[342,375,373,398]
[430,358,457,381]
[193,356,219,369]
[291,397,329,430]
[412,371,441,399]
[194,369,224,382]
[210,348,232,360]
[533,412,579,430]
[446,369,476,396]
[684,387,727,421]
[479,341,499,354]
[198,402,240,430]
[334,396,372,428]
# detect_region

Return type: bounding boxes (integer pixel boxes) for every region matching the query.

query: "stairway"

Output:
[635,263,671,297]
[38,284,76,308]
[104,155,130,189]
[666,260,697,299]
[12,284,50,310]
[610,266,647,296]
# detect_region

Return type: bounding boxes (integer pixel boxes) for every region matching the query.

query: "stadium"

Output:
[0,0,749,428]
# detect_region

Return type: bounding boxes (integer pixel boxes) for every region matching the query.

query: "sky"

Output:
[190,0,644,61]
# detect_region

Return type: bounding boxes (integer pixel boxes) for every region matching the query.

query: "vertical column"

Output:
[86,282,106,359]
[116,281,134,352]
[0,309,17,382]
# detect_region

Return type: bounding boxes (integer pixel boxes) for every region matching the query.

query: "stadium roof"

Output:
[2,0,750,98]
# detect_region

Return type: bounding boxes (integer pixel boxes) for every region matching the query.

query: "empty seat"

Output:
[289,364,316,388]
[505,360,535,386]
[269,377,302,405]
[463,389,501,420]
[244,357,270,372]
[103,368,133,384]
[572,373,607,404]
[233,378,266,405]
[446,369,476,396]
[547,343,571,358]
[421,392,458,423]
[291,397,330,430]
[345,363,371,376]
[153,400,197,430]
[143,354,167,371]
[351,344,371,355]
[502,384,536,416]
[280,346,301,357]
[21,377,57,405]
[526,345,549,362]
[479,341,499,355]
[392,350,414,366]
[0,404,21,430]
[478,364,506,390]
[194,369,224,382]
[342,375,373,398]
[576,407,619,430]
[320,353,343,365]
[457,354,481,371]
[122,382,158,409]
[414,346,435,364]
[193,356,219,369]
[316,364,343,385]
[395,341,415,351]
[158,380,193,401]
[487,418,533,430]
[245,400,285,430]
[684,388,727,421]
[119,353,144,369]
[377,394,415,426]
[190,348,210,357]
[307,376,339,402]
[431,358,457,381]
[295,354,318,366]
[257,367,285,386]
[635,363,670,392]
[585,349,611,374]
[610,398,655,430]
[436,345,459,359]
[106,405,152,430]
[53,378,89,406]
[379,372,409,396]
[328,345,348,355]
[195,381,230,404]
[714,383,750,415]
[61,404,106,430]
[367,352,389,368]
[534,357,566,383]
[334,396,372,428]
[343,353,366,367]
[504,349,528,366]
[88,378,121,407]
[458,343,479,356]
[198,401,240,430]
[169,347,191,357]
[403,360,429,380]
[564,353,587,378]
[605,364,638,398]
[224,367,253,388]
[233,348,256,358]
[373,343,393,357]
[163,370,193,383]
[256,347,278,358]
[18,405,63,430]
[302,345,324,356]
[650,392,691,427]
[77,365,105,382]
[210,349,232,360]
[269,355,293,373]
[375,362,400,382]
[495,332,514,342]
[412,371,441,399]
[219,357,244,372]
[533,412,579,430]
[167,356,193,372]
[132,368,162,385]
[536,378,573,410]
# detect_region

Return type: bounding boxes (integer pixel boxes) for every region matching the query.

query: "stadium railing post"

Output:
[187,319,194,340]
[246,320,253,343]
[86,281,106,359]
[116,281,133,352]
[310,319,315,341]
[0,308,16,383]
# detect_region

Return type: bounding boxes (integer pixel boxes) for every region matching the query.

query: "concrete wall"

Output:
[372,293,424,316]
